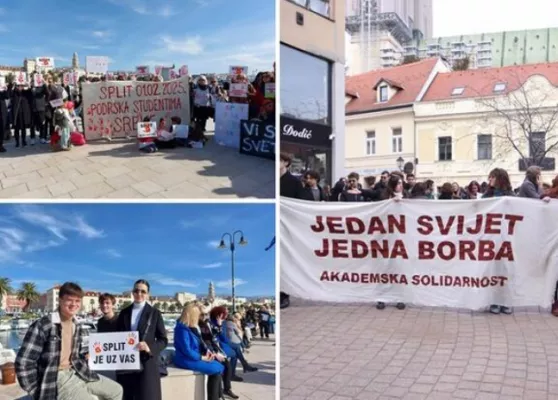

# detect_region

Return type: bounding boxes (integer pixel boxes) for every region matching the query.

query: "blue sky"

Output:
[0,203,276,297]
[0,0,275,74]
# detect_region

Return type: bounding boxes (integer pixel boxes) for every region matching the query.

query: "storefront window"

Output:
[282,142,332,186]
[280,44,331,126]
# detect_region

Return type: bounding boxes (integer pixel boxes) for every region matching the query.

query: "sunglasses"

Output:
[133,288,147,295]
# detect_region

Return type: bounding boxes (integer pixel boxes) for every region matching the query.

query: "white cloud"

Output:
[180,220,198,229]
[214,279,247,289]
[160,35,203,55]
[146,274,198,288]
[82,45,100,50]
[93,30,111,39]
[201,262,223,269]
[0,24,8,33]
[159,5,175,17]
[207,240,221,248]
[102,249,122,258]
[195,0,209,6]
[26,240,64,253]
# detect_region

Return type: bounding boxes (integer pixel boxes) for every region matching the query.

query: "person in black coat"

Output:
[280,152,303,199]
[31,82,48,144]
[299,170,326,202]
[11,84,32,147]
[45,75,64,141]
[0,85,10,152]
[116,279,168,400]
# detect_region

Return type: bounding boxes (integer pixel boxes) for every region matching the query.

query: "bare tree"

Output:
[468,71,558,170]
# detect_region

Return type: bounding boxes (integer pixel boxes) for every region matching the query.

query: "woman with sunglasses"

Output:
[116,279,168,400]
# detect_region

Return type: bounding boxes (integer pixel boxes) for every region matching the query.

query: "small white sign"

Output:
[137,122,157,138]
[229,83,248,98]
[154,66,162,76]
[50,99,64,108]
[63,73,70,86]
[15,72,27,86]
[86,56,109,74]
[88,331,140,371]
[36,57,54,69]
[136,65,149,75]
[265,83,275,99]
[173,124,189,139]
[0,77,5,90]
[229,66,248,76]
[34,74,44,87]
[179,65,188,76]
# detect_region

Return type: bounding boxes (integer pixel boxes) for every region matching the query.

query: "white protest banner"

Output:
[15,72,27,86]
[265,83,275,99]
[34,73,44,87]
[280,197,558,309]
[137,121,157,138]
[229,83,248,98]
[86,56,109,74]
[89,331,140,371]
[179,65,188,76]
[0,77,5,90]
[36,57,54,69]
[229,66,248,76]
[81,76,190,140]
[214,102,248,149]
[136,65,149,75]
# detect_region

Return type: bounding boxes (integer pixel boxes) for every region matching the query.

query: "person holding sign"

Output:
[31,75,48,145]
[11,82,33,148]
[192,75,212,134]
[116,279,167,400]
[174,303,225,400]
[15,282,123,400]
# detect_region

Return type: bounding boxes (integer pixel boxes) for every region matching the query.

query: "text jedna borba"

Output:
[310,213,525,261]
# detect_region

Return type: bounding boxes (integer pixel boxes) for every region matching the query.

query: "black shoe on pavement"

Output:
[376,302,386,310]
[396,302,406,310]
[231,375,244,382]
[224,390,239,399]
[0,146,6,152]
[244,366,258,373]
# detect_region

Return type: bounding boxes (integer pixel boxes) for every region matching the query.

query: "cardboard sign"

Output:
[172,124,189,139]
[229,83,248,98]
[265,83,275,99]
[179,65,188,76]
[81,76,190,140]
[88,331,140,371]
[36,57,54,69]
[34,73,44,87]
[169,70,177,80]
[137,122,157,138]
[214,102,248,149]
[63,73,70,86]
[229,66,248,76]
[73,71,80,85]
[239,119,275,160]
[15,72,27,86]
[50,99,64,108]
[0,77,6,90]
[86,56,109,74]
[136,66,149,75]
[155,66,162,76]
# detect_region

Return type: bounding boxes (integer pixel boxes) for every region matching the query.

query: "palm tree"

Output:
[0,278,12,312]
[16,282,39,312]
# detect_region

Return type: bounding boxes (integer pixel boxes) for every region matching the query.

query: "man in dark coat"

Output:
[11,84,32,147]
[280,152,303,199]
[31,80,48,144]
[0,84,10,152]
[45,75,64,141]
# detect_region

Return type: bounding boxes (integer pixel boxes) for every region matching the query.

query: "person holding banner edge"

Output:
[15,282,123,400]
[116,279,168,400]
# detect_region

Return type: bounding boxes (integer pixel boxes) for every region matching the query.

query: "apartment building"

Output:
[280,0,346,184]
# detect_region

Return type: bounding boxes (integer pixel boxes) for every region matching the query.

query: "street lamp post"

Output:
[218,231,247,312]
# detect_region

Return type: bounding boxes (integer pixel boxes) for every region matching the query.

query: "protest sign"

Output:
[173,124,189,139]
[136,66,149,75]
[81,76,190,140]
[169,70,177,80]
[34,73,44,87]
[50,99,64,108]
[86,56,109,74]
[137,122,157,138]
[179,65,188,76]
[15,72,27,86]
[229,83,248,98]
[0,77,5,90]
[214,102,248,149]
[239,120,275,160]
[265,83,275,99]
[88,331,140,371]
[36,57,54,69]
[155,66,162,76]
[230,66,248,76]
[63,73,70,86]
[281,197,558,309]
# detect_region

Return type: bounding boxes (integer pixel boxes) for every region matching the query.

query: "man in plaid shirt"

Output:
[15,282,123,400]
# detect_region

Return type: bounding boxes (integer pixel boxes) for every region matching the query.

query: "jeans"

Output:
[228,342,249,370]
[57,369,123,400]
[259,321,270,339]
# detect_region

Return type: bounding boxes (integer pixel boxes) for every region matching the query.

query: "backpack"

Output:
[552,280,558,317]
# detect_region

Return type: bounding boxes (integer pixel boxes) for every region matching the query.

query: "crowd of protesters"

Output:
[280,151,556,313]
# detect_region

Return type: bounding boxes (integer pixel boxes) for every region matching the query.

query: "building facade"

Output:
[280,0,346,185]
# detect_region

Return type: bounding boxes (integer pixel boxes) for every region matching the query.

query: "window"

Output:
[477,134,492,160]
[280,44,331,125]
[379,86,388,102]
[392,128,402,153]
[366,131,376,155]
[290,0,330,18]
[451,87,465,96]
[530,131,546,159]
[438,136,452,161]
[493,83,506,92]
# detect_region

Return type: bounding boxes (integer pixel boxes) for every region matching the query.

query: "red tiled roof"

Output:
[345,58,439,114]
[422,62,558,102]
[372,78,403,90]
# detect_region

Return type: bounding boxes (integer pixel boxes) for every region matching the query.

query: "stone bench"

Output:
[162,366,205,400]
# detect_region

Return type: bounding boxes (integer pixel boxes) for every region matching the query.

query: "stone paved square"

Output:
[0,124,274,199]
[280,299,558,400]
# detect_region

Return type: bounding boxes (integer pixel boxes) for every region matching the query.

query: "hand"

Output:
[214,353,225,362]
[137,341,150,353]
[201,354,214,361]
[543,196,551,203]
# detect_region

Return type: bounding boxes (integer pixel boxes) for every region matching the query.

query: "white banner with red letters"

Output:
[280,197,558,309]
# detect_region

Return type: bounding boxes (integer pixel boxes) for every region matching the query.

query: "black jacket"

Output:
[11,89,33,128]
[280,171,303,199]
[32,85,48,112]
[300,186,326,202]
[116,303,168,400]
[0,89,9,133]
